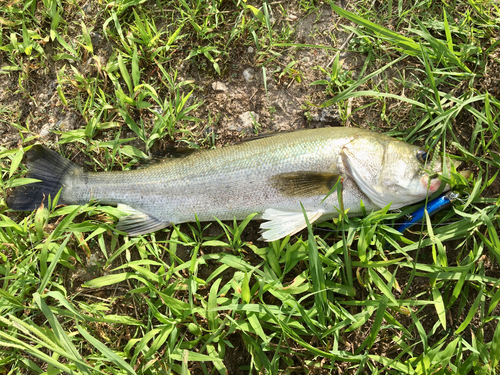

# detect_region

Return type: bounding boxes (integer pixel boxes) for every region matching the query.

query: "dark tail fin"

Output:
[6,145,81,211]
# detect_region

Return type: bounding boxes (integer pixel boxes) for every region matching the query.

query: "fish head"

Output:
[341,133,459,210]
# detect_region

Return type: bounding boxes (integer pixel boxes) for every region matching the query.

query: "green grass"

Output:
[1,0,500,373]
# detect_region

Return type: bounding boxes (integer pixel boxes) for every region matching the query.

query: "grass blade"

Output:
[455,288,484,335]
[77,325,137,374]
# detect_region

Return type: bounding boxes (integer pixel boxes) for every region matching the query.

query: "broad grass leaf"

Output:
[491,319,500,369]
[432,287,446,330]
[40,206,81,278]
[241,271,251,304]
[170,349,225,363]
[157,290,191,317]
[206,343,228,374]
[0,214,25,233]
[247,312,267,341]
[83,272,136,287]
[302,204,326,324]
[242,332,272,371]
[8,148,23,178]
[488,288,500,316]
[324,280,356,297]
[5,177,41,188]
[344,306,376,333]
[0,335,76,374]
[167,24,183,45]
[358,296,388,352]
[352,258,404,268]
[0,289,24,307]
[330,4,421,54]
[435,338,459,369]
[208,278,222,330]
[448,263,473,308]
[118,53,133,95]
[131,45,140,88]
[245,5,265,24]
[368,355,416,374]
[320,58,405,108]
[38,233,71,293]
[455,288,484,335]
[368,269,398,306]
[53,30,78,58]
[144,326,176,363]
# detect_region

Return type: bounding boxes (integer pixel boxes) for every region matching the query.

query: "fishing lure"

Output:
[397,191,460,233]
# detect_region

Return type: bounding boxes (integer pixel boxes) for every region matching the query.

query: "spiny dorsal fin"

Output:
[160,147,201,158]
[270,171,341,197]
[240,130,302,143]
[133,147,201,169]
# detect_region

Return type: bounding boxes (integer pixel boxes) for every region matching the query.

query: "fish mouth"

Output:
[421,175,442,192]
[420,170,472,192]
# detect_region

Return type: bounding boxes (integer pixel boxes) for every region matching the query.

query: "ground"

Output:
[1,0,500,374]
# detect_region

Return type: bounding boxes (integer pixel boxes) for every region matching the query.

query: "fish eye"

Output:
[416,149,429,164]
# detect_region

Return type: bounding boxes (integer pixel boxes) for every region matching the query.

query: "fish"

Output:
[6,127,461,241]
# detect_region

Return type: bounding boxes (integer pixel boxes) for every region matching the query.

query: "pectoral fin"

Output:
[259,208,323,242]
[271,171,341,197]
[116,204,170,235]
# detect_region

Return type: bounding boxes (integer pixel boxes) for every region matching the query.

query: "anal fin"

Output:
[116,204,170,235]
[259,208,323,242]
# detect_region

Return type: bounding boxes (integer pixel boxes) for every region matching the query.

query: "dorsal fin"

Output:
[133,147,201,169]
[160,147,201,158]
[240,130,304,143]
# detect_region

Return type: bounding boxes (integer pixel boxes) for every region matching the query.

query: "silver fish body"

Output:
[7,127,449,241]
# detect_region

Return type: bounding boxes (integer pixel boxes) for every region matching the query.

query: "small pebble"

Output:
[242,69,254,82]
[90,32,103,45]
[238,111,259,130]
[39,124,52,138]
[212,81,228,92]
[87,253,100,267]
[82,3,91,14]
[152,107,163,115]
[320,107,338,122]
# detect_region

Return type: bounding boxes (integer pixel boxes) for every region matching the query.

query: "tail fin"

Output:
[6,145,81,211]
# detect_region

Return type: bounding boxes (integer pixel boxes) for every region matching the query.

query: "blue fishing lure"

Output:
[397,191,460,233]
